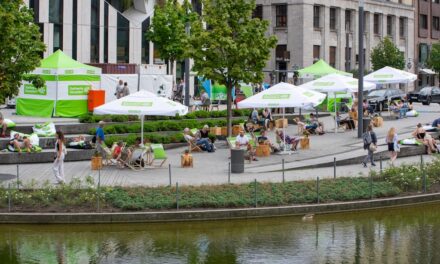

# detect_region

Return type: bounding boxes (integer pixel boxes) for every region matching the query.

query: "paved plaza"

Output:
[0,103,439,187]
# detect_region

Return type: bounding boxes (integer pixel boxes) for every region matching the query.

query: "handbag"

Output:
[394,141,401,152]
[369,144,377,152]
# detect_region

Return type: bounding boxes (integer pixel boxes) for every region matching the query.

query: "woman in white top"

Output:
[53,130,66,184]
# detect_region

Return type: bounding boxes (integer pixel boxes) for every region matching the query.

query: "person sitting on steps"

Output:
[9,133,32,153]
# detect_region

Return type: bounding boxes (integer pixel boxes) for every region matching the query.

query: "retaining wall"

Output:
[0,193,438,224]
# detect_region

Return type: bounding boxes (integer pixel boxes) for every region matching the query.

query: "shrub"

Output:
[103,132,186,147]
[103,178,401,210]
[79,109,251,123]
[90,119,245,135]
[79,114,138,123]
[382,164,424,192]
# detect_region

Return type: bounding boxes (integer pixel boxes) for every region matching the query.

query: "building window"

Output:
[90,0,100,63]
[374,13,381,35]
[72,0,77,59]
[419,43,429,64]
[253,5,263,20]
[420,14,428,30]
[345,47,351,71]
[117,13,130,63]
[142,18,150,64]
[191,0,202,16]
[329,46,336,68]
[434,0,440,4]
[29,0,40,22]
[345,10,352,31]
[104,2,109,63]
[313,45,320,61]
[275,5,287,27]
[433,16,440,31]
[276,45,288,61]
[399,17,406,37]
[387,15,393,36]
[330,8,337,30]
[49,0,63,52]
[313,6,320,29]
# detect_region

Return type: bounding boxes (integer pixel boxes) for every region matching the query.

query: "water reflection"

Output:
[1,203,440,263]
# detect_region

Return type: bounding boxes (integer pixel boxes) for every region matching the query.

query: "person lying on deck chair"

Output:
[183,128,214,152]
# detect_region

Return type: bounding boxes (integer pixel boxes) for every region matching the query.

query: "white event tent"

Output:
[237,82,326,153]
[94,90,188,142]
[364,66,417,84]
[300,73,376,132]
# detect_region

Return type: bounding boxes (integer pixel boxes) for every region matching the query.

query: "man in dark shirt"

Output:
[432,118,440,128]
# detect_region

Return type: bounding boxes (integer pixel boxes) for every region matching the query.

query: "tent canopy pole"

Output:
[141,115,144,144]
[334,93,337,134]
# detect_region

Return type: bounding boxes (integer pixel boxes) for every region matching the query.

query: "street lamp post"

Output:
[357,0,365,138]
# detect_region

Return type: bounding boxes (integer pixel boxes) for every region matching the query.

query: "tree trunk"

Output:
[226,81,233,137]
[170,60,175,92]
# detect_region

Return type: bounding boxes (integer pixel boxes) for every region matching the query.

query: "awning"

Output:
[419,68,436,75]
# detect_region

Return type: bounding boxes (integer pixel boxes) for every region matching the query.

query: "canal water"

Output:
[1,202,440,263]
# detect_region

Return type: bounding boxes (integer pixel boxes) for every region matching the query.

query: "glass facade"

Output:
[49,0,63,52]
[104,2,109,63]
[90,0,100,63]
[72,0,77,59]
[117,13,130,63]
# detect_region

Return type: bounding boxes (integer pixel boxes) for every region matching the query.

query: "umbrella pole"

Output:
[141,115,144,144]
[283,107,286,152]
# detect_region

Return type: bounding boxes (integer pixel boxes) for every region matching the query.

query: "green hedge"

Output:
[90,119,245,135]
[79,109,252,123]
[105,178,400,210]
[0,177,401,212]
[103,133,216,147]
[79,114,139,123]
[104,133,186,146]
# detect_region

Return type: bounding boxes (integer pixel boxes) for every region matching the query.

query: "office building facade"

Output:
[255,0,415,85]
[414,0,440,88]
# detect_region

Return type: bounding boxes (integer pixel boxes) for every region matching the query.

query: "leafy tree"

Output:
[427,42,440,75]
[0,1,46,103]
[188,0,277,135]
[146,0,196,86]
[370,36,405,71]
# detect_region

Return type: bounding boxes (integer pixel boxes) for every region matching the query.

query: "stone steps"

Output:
[0,142,187,164]
[0,135,94,150]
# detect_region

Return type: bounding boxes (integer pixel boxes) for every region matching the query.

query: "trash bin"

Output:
[362,118,371,133]
[231,149,245,173]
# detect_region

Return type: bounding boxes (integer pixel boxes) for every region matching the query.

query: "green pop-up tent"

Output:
[17,50,102,117]
[298,60,352,79]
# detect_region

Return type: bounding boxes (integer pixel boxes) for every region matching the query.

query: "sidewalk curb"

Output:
[0,193,439,224]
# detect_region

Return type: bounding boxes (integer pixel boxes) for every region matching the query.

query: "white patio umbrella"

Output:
[300,73,376,133]
[237,82,326,153]
[365,66,417,115]
[364,66,417,84]
[94,90,188,143]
